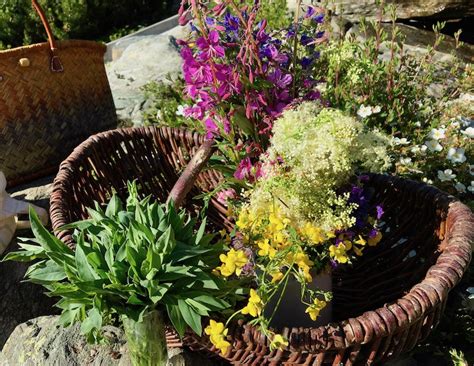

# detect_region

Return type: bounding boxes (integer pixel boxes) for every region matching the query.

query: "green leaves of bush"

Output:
[0,0,176,49]
[4,182,241,342]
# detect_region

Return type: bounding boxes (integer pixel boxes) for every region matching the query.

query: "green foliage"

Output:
[0,0,176,49]
[3,182,244,342]
[142,76,199,130]
[311,5,472,205]
[253,0,292,30]
[314,7,466,137]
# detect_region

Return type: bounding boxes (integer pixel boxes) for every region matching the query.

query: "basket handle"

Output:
[31,0,64,72]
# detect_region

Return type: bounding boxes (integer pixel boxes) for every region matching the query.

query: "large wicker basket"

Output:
[50,126,473,365]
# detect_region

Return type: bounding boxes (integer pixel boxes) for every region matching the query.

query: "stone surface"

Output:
[323,0,474,21]
[0,239,59,350]
[9,175,54,211]
[0,176,57,349]
[106,26,188,125]
[0,316,219,366]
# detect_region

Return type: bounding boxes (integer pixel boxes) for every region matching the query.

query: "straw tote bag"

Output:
[0,0,117,187]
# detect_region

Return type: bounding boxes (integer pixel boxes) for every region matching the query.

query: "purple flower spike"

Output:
[313,14,324,23]
[305,6,316,18]
[376,205,384,220]
[268,69,292,89]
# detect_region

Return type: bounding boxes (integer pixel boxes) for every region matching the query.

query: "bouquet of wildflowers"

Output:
[205,102,391,352]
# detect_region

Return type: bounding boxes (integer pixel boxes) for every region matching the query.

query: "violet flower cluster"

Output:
[329,176,385,269]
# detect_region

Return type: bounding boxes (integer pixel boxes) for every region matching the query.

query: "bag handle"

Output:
[31,0,64,72]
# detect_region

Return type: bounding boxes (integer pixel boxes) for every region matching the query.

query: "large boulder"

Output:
[288,0,474,21]
[0,316,220,366]
[106,26,187,126]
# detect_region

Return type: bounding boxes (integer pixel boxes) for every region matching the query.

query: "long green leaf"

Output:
[29,207,72,255]
[166,304,187,338]
[178,299,202,335]
[75,240,99,281]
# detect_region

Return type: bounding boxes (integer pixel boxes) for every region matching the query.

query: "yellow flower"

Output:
[257,239,276,258]
[205,320,231,355]
[270,334,288,351]
[300,222,325,245]
[368,230,383,246]
[343,239,352,251]
[305,298,327,321]
[271,271,284,283]
[329,244,349,263]
[295,252,314,271]
[216,249,248,277]
[236,209,255,230]
[352,245,364,256]
[241,289,264,317]
[354,235,366,246]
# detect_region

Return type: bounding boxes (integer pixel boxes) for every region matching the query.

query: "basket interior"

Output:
[52,127,451,323]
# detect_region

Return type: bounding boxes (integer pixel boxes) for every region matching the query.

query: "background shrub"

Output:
[0,0,178,49]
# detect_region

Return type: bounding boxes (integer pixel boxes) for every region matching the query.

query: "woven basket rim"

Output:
[0,39,106,57]
[50,126,474,353]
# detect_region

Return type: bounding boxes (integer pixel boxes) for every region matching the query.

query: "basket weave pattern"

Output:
[0,40,117,186]
[50,127,474,365]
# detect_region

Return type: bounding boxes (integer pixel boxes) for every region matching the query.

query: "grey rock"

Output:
[0,176,57,349]
[0,316,219,366]
[325,0,474,22]
[9,175,54,210]
[0,240,58,349]
[346,22,474,63]
[106,26,188,125]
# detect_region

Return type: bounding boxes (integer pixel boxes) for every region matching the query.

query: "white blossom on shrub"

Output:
[438,169,456,182]
[428,128,446,140]
[447,148,467,164]
[425,140,443,152]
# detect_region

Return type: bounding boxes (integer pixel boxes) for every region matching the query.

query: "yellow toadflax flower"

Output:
[270,333,289,351]
[257,239,277,258]
[270,271,284,283]
[236,209,255,231]
[305,298,327,321]
[300,222,326,245]
[354,235,366,246]
[241,289,264,317]
[216,248,248,277]
[205,320,231,355]
[329,243,349,263]
[368,230,383,246]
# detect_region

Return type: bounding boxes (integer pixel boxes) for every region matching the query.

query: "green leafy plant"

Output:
[3,182,244,344]
[142,76,199,129]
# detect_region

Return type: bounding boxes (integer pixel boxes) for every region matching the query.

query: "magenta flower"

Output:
[204,118,220,139]
[216,188,236,204]
[234,157,253,180]
[267,69,292,89]
[234,158,262,182]
[196,30,225,60]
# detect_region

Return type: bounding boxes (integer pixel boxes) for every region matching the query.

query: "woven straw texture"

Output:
[0,40,117,186]
[50,127,474,365]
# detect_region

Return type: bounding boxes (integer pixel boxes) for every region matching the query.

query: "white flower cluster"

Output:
[253,102,392,231]
[357,105,382,118]
[392,116,472,198]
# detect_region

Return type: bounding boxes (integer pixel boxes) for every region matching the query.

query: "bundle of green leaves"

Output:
[3,183,244,342]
